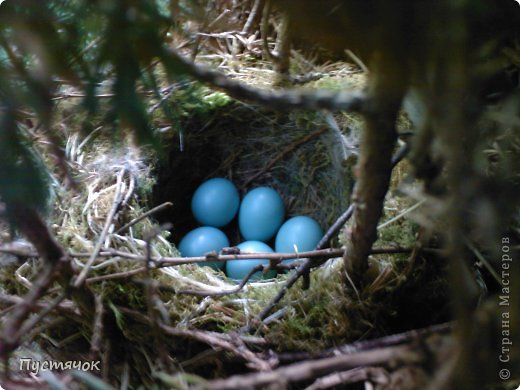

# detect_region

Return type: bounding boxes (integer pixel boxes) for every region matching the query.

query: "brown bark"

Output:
[344,54,407,285]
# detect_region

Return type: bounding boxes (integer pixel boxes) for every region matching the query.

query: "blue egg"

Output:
[275,216,324,265]
[191,178,240,227]
[239,187,285,241]
[226,241,277,281]
[178,226,229,270]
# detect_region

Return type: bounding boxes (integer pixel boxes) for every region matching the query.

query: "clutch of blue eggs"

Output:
[178,177,324,283]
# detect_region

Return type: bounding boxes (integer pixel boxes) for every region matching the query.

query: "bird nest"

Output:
[0,66,443,387]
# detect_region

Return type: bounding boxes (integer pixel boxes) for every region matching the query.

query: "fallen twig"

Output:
[114,202,173,234]
[304,367,389,390]
[196,344,422,389]
[276,321,454,363]
[116,306,271,372]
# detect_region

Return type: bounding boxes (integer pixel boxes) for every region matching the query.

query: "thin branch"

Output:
[90,294,104,360]
[377,199,425,230]
[86,267,147,284]
[52,93,117,101]
[165,48,366,112]
[277,321,454,363]
[114,202,173,235]
[242,0,265,35]
[116,306,271,372]
[177,264,265,297]
[0,245,414,266]
[345,49,369,74]
[197,344,422,389]
[463,237,501,284]
[160,324,272,372]
[13,291,68,342]
[304,367,389,390]
[0,293,77,316]
[81,247,414,286]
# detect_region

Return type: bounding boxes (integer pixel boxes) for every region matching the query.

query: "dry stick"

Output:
[13,291,67,342]
[276,321,453,363]
[377,199,425,230]
[345,49,369,74]
[90,294,104,361]
[0,245,413,265]
[255,143,410,326]
[115,202,173,235]
[82,247,413,286]
[305,141,409,288]
[167,48,366,112]
[160,324,271,372]
[175,248,411,297]
[116,306,271,372]
[242,0,265,35]
[52,93,114,100]
[197,344,422,390]
[463,237,501,284]
[143,228,172,373]
[344,53,407,284]
[0,293,78,315]
[121,172,136,208]
[74,169,126,288]
[177,264,265,297]
[261,0,274,62]
[242,128,327,188]
[86,267,147,284]
[0,206,94,378]
[304,367,390,390]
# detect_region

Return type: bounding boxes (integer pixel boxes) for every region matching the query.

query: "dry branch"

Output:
[117,307,271,372]
[304,367,390,390]
[0,206,95,370]
[276,322,453,363]
[197,344,422,389]
[344,54,407,284]
[115,201,173,234]
[167,49,366,112]
[0,245,413,269]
